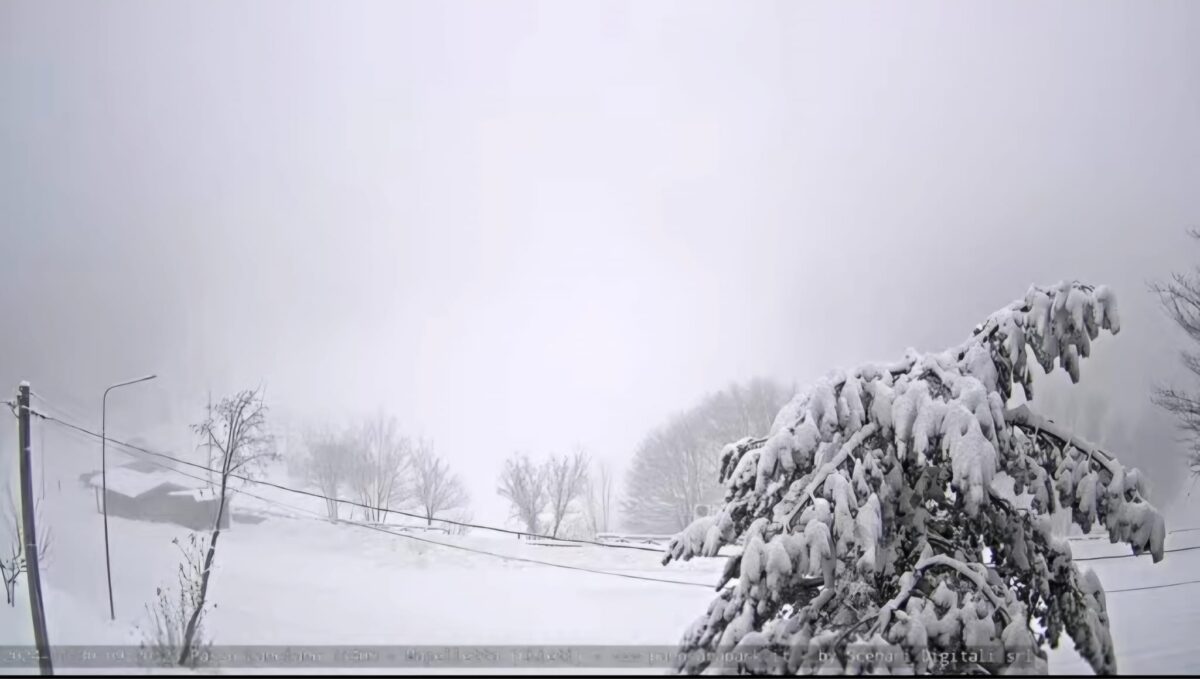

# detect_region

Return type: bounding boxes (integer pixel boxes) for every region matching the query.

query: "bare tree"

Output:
[348,412,411,524]
[545,449,589,538]
[583,459,617,537]
[623,378,791,533]
[0,486,51,607]
[301,426,352,522]
[1153,230,1200,476]
[497,453,547,534]
[179,388,274,666]
[624,410,712,533]
[410,439,469,526]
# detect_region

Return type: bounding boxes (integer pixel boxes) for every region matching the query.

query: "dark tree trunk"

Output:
[178,470,230,666]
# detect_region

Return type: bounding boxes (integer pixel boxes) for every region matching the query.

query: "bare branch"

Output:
[622,379,790,533]
[178,386,272,665]
[497,453,547,534]
[411,440,469,526]
[1152,235,1200,476]
[584,459,617,536]
[545,448,590,538]
[345,412,411,524]
[301,425,353,522]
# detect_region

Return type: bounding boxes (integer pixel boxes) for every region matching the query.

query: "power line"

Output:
[1107,578,1200,594]
[32,405,1200,597]
[254,493,717,590]
[38,411,666,553]
[39,407,1200,563]
[64,430,1200,600]
[29,389,92,429]
[42,400,1200,566]
[1073,544,1200,562]
[69,424,1200,599]
[1068,525,1200,541]
[98,444,715,590]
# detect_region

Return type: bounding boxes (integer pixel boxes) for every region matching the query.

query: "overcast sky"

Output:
[3,1,1199,524]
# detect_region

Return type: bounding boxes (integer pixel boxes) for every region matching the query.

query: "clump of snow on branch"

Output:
[664,282,1161,676]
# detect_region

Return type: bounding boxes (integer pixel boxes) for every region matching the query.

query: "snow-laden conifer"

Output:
[664,282,1162,675]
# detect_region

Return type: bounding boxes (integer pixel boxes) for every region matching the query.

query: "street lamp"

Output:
[101,374,157,621]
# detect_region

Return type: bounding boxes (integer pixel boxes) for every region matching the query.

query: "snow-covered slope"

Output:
[2,459,1198,674]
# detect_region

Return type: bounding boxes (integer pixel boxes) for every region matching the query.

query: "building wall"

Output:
[100,488,230,531]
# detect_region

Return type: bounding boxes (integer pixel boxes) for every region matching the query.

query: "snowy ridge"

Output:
[663,282,1162,675]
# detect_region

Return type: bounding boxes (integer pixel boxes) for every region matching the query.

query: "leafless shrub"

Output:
[139,532,213,669]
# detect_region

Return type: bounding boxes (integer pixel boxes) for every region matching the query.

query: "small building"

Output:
[84,461,230,531]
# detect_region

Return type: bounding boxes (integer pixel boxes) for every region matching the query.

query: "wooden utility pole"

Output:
[17,383,52,674]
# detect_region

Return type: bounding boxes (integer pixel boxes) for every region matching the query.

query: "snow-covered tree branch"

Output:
[664,281,1162,675]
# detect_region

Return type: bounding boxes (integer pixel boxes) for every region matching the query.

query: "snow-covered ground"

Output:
[2,462,1199,674]
[0,468,721,674]
[1044,529,1200,675]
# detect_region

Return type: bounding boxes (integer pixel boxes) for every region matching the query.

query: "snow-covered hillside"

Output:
[1,464,1198,674]
[0,467,721,672]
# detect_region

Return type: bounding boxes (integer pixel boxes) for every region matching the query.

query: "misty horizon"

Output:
[6,2,1199,526]
[3,5,1200,674]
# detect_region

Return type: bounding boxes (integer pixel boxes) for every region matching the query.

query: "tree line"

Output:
[299,412,469,526]
[495,449,608,538]
[493,377,792,537]
[619,378,790,534]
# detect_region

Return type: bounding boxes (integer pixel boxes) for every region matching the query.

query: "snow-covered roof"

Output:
[166,486,222,501]
[119,459,163,474]
[87,467,197,499]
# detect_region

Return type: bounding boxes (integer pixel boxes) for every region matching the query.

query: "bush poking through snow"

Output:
[139,533,213,669]
[664,282,1164,676]
[0,487,51,607]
